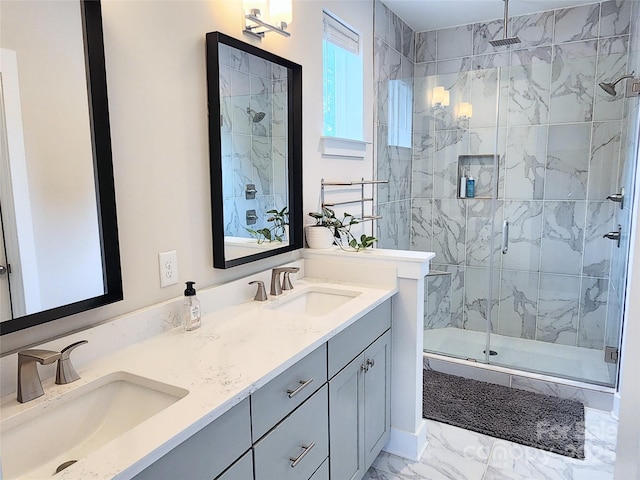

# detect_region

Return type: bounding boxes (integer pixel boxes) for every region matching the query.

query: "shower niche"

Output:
[457,154,499,200]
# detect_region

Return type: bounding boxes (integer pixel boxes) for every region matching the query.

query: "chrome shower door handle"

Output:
[501,220,509,254]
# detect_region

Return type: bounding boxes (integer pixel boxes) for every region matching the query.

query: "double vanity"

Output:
[1,254,425,479]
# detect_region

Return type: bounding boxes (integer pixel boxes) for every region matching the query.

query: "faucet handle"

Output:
[282,272,295,290]
[55,340,88,385]
[249,281,268,301]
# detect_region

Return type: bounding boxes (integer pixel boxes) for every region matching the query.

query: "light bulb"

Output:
[432,86,450,107]
[269,0,292,27]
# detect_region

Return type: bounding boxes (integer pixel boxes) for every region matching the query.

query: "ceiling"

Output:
[382,0,597,32]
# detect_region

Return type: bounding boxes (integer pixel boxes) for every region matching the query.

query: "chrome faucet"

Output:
[56,340,88,385]
[17,349,61,403]
[249,280,268,301]
[270,267,300,296]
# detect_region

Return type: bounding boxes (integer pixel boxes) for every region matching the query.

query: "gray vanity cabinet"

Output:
[215,450,253,480]
[129,299,392,480]
[131,398,251,480]
[251,344,327,441]
[328,302,392,480]
[253,385,329,480]
[362,331,392,468]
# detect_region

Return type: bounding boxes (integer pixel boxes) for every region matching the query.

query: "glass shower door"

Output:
[486,39,640,387]
[420,62,504,364]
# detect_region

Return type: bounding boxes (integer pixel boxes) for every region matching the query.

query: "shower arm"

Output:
[502,0,510,38]
[610,72,635,88]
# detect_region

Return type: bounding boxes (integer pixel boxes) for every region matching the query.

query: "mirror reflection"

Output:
[0,0,122,333]
[219,42,290,261]
[206,32,302,269]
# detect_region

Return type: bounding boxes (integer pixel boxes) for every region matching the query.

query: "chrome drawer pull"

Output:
[287,378,313,398]
[289,442,315,468]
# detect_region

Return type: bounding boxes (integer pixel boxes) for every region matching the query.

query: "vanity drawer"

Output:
[253,385,328,480]
[327,299,391,378]
[251,343,327,441]
[215,449,253,480]
[132,398,251,480]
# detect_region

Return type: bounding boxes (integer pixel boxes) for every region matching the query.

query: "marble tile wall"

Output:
[375,0,414,250]
[377,1,637,362]
[219,44,288,237]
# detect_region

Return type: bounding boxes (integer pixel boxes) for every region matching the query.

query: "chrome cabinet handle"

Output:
[286,378,313,398]
[289,442,315,468]
[361,363,368,372]
[366,358,375,369]
[501,220,509,254]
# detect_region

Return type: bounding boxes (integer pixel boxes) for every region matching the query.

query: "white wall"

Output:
[2,0,374,353]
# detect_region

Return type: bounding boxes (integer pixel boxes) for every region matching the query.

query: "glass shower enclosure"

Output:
[374,0,640,387]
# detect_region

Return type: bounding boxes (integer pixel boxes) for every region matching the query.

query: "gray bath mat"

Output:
[423,369,585,459]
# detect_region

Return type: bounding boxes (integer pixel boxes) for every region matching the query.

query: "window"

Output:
[388,78,412,148]
[322,11,363,140]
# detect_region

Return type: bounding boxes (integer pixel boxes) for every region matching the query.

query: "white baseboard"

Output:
[383,420,428,461]
[612,392,621,420]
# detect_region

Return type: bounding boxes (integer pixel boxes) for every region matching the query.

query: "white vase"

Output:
[305,226,335,249]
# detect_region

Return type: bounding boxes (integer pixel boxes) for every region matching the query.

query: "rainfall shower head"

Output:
[489,0,521,47]
[599,72,635,97]
[246,107,266,123]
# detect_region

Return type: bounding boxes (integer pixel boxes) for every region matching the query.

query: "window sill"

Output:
[320,136,371,159]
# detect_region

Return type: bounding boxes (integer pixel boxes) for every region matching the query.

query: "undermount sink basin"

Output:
[267,286,361,316]
[1,371,188,479]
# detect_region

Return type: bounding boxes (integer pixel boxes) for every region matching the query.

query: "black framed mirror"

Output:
[205,32,302,269]
[0,0,122,335]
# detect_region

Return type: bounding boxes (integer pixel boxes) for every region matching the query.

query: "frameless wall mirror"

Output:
[0,0,122,335]
[205,32,302,269]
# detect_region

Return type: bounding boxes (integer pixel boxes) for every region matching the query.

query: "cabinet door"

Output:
[363,330,391,469]
[328,352,365,480]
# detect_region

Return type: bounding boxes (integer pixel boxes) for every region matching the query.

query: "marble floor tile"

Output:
[373,448,489,480]
[370,406,617,480]
[363,466,409,480]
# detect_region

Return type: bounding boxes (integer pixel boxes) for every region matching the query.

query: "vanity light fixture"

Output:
[243,0,292,39]
[431,86,450,107]
[457,102,473,120]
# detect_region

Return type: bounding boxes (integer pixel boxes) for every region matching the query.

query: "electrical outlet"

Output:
[159,250,178,287]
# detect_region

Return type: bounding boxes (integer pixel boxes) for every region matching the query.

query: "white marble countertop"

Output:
[1,277,396,480]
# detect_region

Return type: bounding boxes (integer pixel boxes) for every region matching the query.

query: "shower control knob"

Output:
[606,190,624,209]
[603,225,622,248]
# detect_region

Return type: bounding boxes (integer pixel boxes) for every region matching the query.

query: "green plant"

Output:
[246,206,288,243]
[308,207,376,251]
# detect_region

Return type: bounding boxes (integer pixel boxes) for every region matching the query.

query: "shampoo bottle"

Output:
[466,176,475,198]
[459,172,467,198]
[182,281,201,331]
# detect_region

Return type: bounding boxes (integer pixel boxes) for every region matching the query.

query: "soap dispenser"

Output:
[182,281,201,331]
